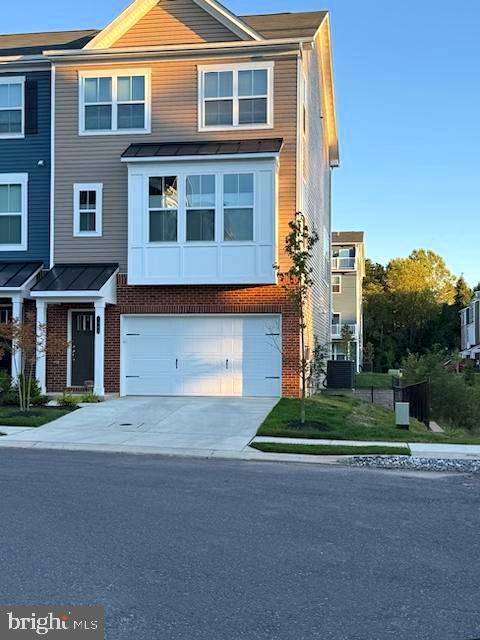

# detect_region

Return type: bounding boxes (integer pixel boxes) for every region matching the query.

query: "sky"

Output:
[3,0,480,284]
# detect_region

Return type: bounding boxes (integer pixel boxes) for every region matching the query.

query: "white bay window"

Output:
[126,159,277,285]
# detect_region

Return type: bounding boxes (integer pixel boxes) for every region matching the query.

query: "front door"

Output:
[71,311,95,387]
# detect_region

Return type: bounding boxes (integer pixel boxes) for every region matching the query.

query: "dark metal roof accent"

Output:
[332,231,365,244]
[0,29,99,56]
[32,264,118,293]
[0,262,43,289]
[122,138,284,159]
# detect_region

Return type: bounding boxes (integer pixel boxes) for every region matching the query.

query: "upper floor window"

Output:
[0,173,28,251]
[149,176,178,243]
[0,77,25,139]
[73,183,103,237]
[79,70,150,135]
[198,62,274,131]
[332,275,341,294]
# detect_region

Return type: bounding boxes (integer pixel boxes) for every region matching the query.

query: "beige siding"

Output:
[112,0,238,47]
[302,35,332,364]
[54,56,298,270]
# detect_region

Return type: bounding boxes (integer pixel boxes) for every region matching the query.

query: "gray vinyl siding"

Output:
[333,273,357,324]
[0,70,50,265]
[53,56,298,271]
[302,37,331,355]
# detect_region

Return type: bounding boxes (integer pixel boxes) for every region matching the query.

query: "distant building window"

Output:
[73,183,103,237]
[79,71,150,135]
[199,63,274,131]
[332,275,341,294]
[0,76,25,138]
[0,173,28,250]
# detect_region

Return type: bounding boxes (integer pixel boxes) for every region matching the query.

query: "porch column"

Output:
[36,300,47,394]
[94,300,106,398]
[11,294,23,381]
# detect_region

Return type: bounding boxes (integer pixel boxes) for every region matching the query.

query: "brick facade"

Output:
[45,275,301,397]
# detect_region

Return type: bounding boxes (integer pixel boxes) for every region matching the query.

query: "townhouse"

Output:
[460,291,480,362]
[1,0,338,398]
[331,231,365,372]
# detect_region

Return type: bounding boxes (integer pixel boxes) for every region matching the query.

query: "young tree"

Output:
[340,324,354,361]
[276,212,319,425]
[0,311,46,413]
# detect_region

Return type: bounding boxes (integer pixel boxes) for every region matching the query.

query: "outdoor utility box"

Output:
[395,402,410,430]
[327,360,355,389]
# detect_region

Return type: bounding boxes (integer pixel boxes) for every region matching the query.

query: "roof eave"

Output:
[316,15,339,168]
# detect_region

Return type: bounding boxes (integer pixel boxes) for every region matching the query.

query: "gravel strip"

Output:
[346,456,480,474]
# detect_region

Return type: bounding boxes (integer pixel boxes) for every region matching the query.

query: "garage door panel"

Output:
[122,315,282,397]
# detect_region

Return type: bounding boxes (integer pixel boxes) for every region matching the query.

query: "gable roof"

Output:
[85,0,262,50]
[332,232,365,244]
[242,12,327,40]
[0,29,98,57]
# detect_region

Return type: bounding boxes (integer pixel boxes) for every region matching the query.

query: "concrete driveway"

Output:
[0,397,278,457]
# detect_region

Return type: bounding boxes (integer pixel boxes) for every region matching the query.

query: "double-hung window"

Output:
[0,77,25,138]
[80,70,150,134]
[332,275,341,294]
[0,173,28,251]
[149,176,178,243]
[223,174,254,241]
[73,184,103,237]
[199,62,274,131]
[186,175,216,242]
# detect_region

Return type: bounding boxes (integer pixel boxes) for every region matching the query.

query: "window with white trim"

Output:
[186,175,215,242]
[332,275,341,294]
[79,71,150,134]
[149,176,178,243]
[224,173,254,241]
[199,62,274,131]
[73,183,103,237]
[0,173,28,250]
[0,76,25,138]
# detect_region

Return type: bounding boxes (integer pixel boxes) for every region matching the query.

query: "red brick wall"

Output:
[46,276,301,397]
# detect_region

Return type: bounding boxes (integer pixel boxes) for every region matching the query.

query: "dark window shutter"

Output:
[25,80,38,135]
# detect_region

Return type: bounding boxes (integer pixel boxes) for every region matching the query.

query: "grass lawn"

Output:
[0,406,75,427]
[251,442,411,456]
[355,372,397,389]
[257,395,480,444]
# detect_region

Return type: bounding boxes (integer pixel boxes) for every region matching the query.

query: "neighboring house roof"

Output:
[242,12,327,39]
[0,262,43,289]
[32,264,118,292]
[0,29,98,56]
[332,232,365,244]
[122,138,284,159]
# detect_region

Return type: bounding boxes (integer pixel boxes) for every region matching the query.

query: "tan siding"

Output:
[112,0,238,47]
[54,56,298,271]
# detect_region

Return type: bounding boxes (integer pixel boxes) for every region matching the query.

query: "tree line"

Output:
[363,249,474,372]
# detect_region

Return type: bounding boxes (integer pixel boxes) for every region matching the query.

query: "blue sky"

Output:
[4,0,480,284]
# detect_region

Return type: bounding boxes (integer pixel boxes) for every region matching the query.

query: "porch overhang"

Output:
[30,263,119,304]
[0,262,43,297]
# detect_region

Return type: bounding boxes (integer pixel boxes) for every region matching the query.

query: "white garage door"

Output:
[121,315,282,397]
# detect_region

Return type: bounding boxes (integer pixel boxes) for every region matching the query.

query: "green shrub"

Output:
[56,392,79,409]
[2,376,45,407]
[80,392,100,404]
[402,350,480,431]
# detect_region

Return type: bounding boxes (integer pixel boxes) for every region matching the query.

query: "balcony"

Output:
[331,323,358,339]
[332,257,356,271]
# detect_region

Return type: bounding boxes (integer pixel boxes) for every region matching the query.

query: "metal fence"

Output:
[394,380,431,427]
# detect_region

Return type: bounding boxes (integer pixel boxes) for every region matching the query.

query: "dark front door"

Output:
[71,311,95,387]
[0,305,12,375]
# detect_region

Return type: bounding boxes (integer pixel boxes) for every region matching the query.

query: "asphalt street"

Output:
[0,449,479,640]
